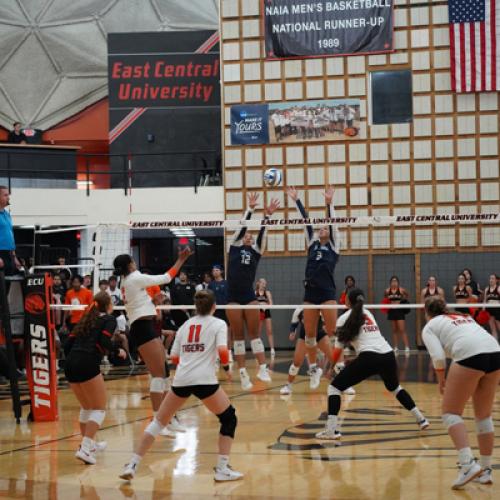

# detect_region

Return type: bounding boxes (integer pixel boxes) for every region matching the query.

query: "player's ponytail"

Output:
[73,292,111,337]
[424,296,448,318]
[337,288,365,344]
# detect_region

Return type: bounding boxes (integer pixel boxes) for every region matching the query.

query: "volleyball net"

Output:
[33,213,500,319]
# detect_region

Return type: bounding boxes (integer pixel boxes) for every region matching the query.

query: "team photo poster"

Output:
[231,99,361,145]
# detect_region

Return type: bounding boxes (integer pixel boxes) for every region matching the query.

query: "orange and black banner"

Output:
[24,274,58,422]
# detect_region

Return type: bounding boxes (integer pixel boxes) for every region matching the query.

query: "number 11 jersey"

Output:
[171,315,228,387]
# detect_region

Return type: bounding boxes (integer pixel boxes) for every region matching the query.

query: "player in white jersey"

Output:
[113,248,191,435]
[120,290,243,483]
[316,288,429,440]
[422,296,500,490]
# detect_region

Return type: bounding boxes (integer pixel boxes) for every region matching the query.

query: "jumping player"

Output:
[422,297,500,489]
[64,292,126,464]
[120,290,243,482]
[286,185,340,386]
[113,247,192,435]
[226,192,280,390]
[316,288,429,440]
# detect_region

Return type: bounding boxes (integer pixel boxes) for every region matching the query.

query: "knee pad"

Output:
[145,418,163,437]
[164,378,171,392]
[217,405,237,439]
[475,417,494,435]
[233,340,246,356]
[289,364,299,377]
[150,377,166,394]
[88,410,106,426]
[305,336,317,348]
[250,338,264,354]
[442,413,463,430]
[328,385,342,397]
[79,408,92,424]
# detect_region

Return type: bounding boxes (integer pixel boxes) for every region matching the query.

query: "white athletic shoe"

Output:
[452,460,482,490]
[240,371,253,391]
[315,428,342,440]
[214,465,244,482]
[120,462,138,481]
[167,414,186,432]
[343,387,356,395]
[280,384,292,395]
[160,426,176,437]
[256,366,272,383]
[474,468,493,485]
[393,347,399,354]
[418,418,430,430]
[75,446,96,465]
[92,441,107,452]
[308,367,323,390]
[404,347,411,356]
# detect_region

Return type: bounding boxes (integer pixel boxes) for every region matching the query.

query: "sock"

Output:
[259,363,267,370]
[81,436,94,451]
[309,363,317,370]
[130,453,142,466]
[458,447,473,465]
[480,455,492,469]
[411,407,425,422]
[217,454,230,469]
[327,415,338,432]
[239,367,247,375]
[153,411,158,418]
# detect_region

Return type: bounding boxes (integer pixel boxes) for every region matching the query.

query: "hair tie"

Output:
[357,295,365,303]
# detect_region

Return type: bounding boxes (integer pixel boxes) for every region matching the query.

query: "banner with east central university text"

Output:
[264,0,394,58]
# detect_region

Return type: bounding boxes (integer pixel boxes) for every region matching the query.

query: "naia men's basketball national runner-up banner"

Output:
[24,274,58,421]
[264,0,394,58]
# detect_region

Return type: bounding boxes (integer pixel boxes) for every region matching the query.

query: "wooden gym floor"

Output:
[0,354,498,499]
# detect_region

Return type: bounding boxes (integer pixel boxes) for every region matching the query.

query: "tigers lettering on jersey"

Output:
[445,314,475,327]
[362,314,379,333]
[182,324,205,353]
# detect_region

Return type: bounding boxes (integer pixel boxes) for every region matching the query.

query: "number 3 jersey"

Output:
[171,315,228,386]
[335,308,392,355]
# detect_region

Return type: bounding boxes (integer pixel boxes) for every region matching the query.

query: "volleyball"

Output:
[263,168,282,187]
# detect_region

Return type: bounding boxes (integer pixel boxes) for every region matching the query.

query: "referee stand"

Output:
[0,270,30,423]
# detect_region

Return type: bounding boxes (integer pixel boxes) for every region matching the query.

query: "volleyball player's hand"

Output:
[248,192,259,210]
[324,185,334,204]
[288,331,296,341]
[178,246,193,261]
[118,348,127,359]
[286,186,298,202]
[265,198,280,216]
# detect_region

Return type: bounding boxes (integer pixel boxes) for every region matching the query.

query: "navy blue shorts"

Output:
[303,286,336,305]
[227,290,257,305]
[297,323,327,342]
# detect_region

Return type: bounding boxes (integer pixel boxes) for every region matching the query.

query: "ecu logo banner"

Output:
[24,273,59,422]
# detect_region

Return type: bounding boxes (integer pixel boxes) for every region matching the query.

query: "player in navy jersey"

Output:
[287,186,340,386]
[226,192,280,390]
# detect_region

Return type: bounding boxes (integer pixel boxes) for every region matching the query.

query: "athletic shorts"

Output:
[457,352,500,373]
[65,352,101,383]
[0,251,15,276]
[227,290,257,305]
[297,322,327,342]
[332,350,399,392]
[303,286,336,305]
[171,384,219,400]
[130,318,159,348]
[487,304,500,321]
[260,309,271,320]
[387,309,407,321]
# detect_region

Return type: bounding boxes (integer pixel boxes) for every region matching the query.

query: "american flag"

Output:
[448,0,499,92]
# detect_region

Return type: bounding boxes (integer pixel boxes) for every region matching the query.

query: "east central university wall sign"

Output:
[264,0,394,58]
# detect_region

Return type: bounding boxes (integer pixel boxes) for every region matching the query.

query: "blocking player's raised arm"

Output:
[287,186,313,244]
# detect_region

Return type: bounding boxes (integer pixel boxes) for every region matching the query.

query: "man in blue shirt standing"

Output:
[0,186,20,279]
